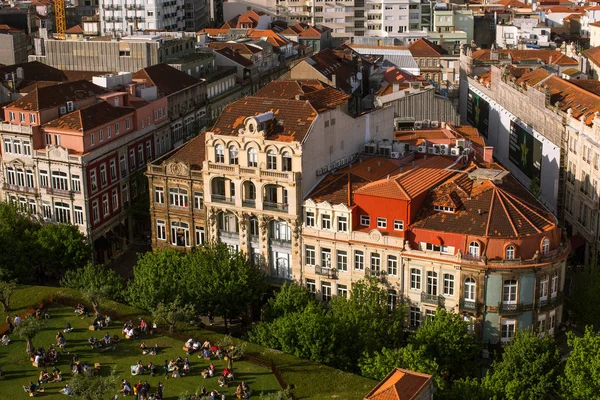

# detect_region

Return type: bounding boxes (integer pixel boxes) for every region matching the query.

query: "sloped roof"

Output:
[470,49,578,65]
[211,96,317,142]
[132,63,202,96]
[43,100,134,132]
[0,24,21,32]
[514,68,551,86]
[208,42,262,55]
[307,157,402,205]
[494,0,529,7]
[65,25,83,34]
[214,47,254,67]
[302,48,359,93]
[355,156,456,200]
[253,80,350,112]
[0,61,68,90]
[412,166,556,237]
[364,368,433,400]
[7,79,107,111]
[408,38,447,57]
[166,132,206,170]
[584,46,600,67]
[247,29,290,48]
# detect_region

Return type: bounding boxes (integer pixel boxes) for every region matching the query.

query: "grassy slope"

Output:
[1,286,377,400]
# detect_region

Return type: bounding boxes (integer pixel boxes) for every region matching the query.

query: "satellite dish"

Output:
[356,72,363,80]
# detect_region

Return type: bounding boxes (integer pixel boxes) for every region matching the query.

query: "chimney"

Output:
[16,67,24,80]
[331,74,337,87]
[393,82,399,92]
[377,161,381,166]
[483,146,494,163]
[367,166,371,172]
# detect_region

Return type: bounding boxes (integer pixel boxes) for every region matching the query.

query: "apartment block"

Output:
[98,0,185,36]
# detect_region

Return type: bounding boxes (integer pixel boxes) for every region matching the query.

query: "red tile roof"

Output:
[307,157,403,205]
[167,132,206,170]
[0,61,68,90]
[6,79,107,111]
[0,24,21,32]
[412,165,556,237]
[253,79,350,112]
[584,46,600,67]
[211,96,317,142]
[408,38,447,57]
[43,100,134,132]
[514,68,551,86]
[470,49,578,65]
[247,29,291,48]
[214,47,255,67]
[208,42,262,55]
[65,25,83,34]
[132,63,202,96]
[364,368,433,400]
[355,156,456,200]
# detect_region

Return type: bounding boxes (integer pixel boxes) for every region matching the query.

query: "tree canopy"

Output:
[483,331,561,399]
[34,223,91,280]
[152,295,196,333]
[561,326,600,399]
[61,262,126,315]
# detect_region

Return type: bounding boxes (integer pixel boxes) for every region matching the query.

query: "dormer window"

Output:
[360,215,370,226]
[434,205,455,213]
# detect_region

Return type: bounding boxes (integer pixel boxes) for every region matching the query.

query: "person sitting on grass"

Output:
[162,360,169,379]
[38,368,51,385]
[124,327,135,339]
[104,315,111,326]
[59,383,72,396]
[56,331,64,344]
[209,390,222,400]
[139,319,148,334]
[198,387,208,397]
[184,338,194,351]
[147,362,157,377]
[150,343,159,356]
[57,336,66,351]
[155,382,164,400]
[218,375,227,388]
[52,367,62,383]
[75,304,85,316]
[112,334,121,343]
[47,346,58,364]
[171,366,181,379]
[103,333,111,345]
[120,380,132,396]
[64,323,72,333]
[202,348,211,360]
[140,342,148,354]
[182,357,190,375]
[88,337,97,348]
[1,334,9,346]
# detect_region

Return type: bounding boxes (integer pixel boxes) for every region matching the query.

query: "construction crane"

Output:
[55,0,66,37]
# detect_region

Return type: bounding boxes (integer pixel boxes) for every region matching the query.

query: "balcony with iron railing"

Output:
[219,230,239,241]
[2,183,38,195]
[206,162,296,183]
[314,265,338,279]
[242,199,256,208]
[270,237,291,248]
[537,293,564,310]
[263,201,288,213]
[498,302,523,314]
[460,299,479,313]
[421,292,444,306]
[212,194,234,204]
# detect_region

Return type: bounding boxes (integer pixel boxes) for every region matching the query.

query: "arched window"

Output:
[215,144,224,163]
[229,145,238,165]
[282,151,292,171]
[267,150,277,170]
[468,241,480,257]
[464,277,476,301]
[247,147,258,167]
[506,245,515,260]
[542,238,550,254]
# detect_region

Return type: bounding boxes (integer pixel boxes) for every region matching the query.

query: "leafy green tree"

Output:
[218,334,247,371]
[35,223,91,280]
[152,295,196,333]
[185,242,267,332]
[0,203,40,280]
[263,282,316,321]
[0,279,16,312]
[330,278,406,369]
[14,316,43,354]
[440,378,490,400]
[483,331,560,399]
[568,263,600,328]
[358,347,403,380]
[69,369,118,400]
[561,326,600,399]
[128,248,188,311]
[403,308,481,387]
[248,302,342,365]
[61,262,125,316]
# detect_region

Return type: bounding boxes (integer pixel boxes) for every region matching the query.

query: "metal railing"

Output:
[264,201,288,212]
[498,302,523,314]
[421,292,444,305]
[460,299,478,312]
[270,237,291,248]
[315,265,338,279]
[242,199,255,208]
[219,230,239,240]
[212,194,234,204]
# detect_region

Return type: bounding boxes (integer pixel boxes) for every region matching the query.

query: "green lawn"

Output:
[0,305,281,399]
[0,287,377,400]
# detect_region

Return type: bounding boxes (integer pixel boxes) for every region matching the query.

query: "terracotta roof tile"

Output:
[514,68,551,86]
[43,100,133,132]
[132,63,202,96]
[543,76,600,125]
[471,49,578,65]
[584,46,600,67]
[408,38,448,57]
[211,97,317,142]
[254,80,350,112]
[355,156,456,200]
[7,79,107,111]
[365,368,433,400]
[65,25,83,34]
[0,61,68,90]
[307,157,402,204]
[167,132,206,170]
[412,165,556,237]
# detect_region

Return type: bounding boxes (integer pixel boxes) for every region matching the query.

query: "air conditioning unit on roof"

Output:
[391,151,401,159]
[417,145,426,153]
[451,147,460,156]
